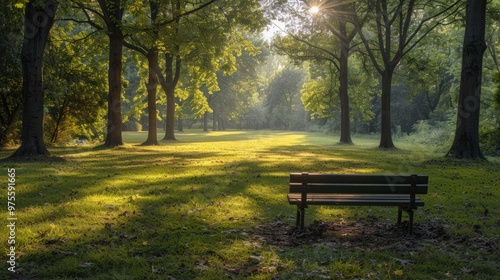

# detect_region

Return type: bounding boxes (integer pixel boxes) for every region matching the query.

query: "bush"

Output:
[480,125,500,156]
[404,119,454,151]
[123,120,142,131]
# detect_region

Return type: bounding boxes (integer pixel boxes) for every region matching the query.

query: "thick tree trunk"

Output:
[11,0,58,158]
[104,33,124,146]
[99,0,124,147]
[447,0,487,159]
[379,70,395,149]
[338,21,353,145]
[142,52,159,145]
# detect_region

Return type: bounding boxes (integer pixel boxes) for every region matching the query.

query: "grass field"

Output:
[1,130,500,279]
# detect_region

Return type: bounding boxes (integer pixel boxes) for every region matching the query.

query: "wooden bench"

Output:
[287,173,428,234]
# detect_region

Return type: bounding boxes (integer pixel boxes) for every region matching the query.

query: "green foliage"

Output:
[494,71,500,110]
[43,21,107,143]
[206,37,268,127]
[122,120,142,131]
[301,65,337,119]
[402,109,456,152]
[266,66,307,130]
[408,119,454,149]
[0,1,23,146]
[480,126,500,155]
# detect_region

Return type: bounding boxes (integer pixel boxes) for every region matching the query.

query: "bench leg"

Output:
[397,207,415,234]
[300,207,305,230]
[296,207,301,228]
[296,206,305,230]
[408,209,414,234]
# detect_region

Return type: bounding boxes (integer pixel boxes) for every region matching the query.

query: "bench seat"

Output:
[288,194,425,207]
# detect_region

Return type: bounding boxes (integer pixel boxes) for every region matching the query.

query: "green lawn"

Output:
[1,130,499,279]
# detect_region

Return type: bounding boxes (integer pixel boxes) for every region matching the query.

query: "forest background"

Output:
[0,0,499,158]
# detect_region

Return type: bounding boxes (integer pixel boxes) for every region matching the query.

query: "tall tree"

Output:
[123,1,161,145]
[308,0,361,144]
[98,0,124,147]
[71,0,125,147]
[10,0,58,158]
[274,0,371,144]
[447,0,487,159]
[353,0,462,148]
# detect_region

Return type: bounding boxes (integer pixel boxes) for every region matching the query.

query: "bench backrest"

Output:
[289,173,428,194]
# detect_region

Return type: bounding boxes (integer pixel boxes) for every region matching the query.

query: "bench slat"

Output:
[287,194,424,207]
[289,183,428,194]
[290,173,428,185]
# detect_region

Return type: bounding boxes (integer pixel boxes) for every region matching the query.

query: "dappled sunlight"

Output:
[3,131,500,279]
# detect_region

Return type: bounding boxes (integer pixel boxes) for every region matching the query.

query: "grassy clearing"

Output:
[1,130,499,279]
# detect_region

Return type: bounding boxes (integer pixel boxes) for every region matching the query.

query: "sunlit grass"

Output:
[1,130,499,279]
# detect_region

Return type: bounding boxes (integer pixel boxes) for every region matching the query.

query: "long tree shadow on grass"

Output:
[5,138,500,279]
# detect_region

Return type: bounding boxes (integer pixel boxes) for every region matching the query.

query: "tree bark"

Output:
[203,111,209,132]
[11,0,58,158]
[99,0,124,147]
[142,51,159,145]
[447,0,487,159]
[162,54,178,141]
[379,70,395,148]
[104,32,124,146]
[338,20,353,144]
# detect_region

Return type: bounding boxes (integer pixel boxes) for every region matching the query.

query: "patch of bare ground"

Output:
[250,217,499,254]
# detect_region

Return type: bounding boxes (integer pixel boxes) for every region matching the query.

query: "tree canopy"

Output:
[1,0,498,159]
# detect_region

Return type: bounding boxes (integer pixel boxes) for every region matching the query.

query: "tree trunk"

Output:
[447,0,487,159]
[142,52,159,145]
[212,110,217,131]
[50,96,69,143]
[338,21,353,145]
[203,111,208,132]
[100,0,124,147]
[162,54,177,141]
[177,117,183,132]
[11,0,58,158]
[141,1,159,146]
[379,70,395,148]
[104,33,124,146]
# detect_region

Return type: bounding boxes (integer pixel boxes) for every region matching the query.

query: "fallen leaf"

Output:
[394,269,404,276]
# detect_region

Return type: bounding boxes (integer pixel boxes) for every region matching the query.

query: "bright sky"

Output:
[262,20,286,42]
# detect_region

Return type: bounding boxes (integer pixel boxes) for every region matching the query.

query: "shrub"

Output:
[122,120,142,131]
[404,119,454,151]
[480,125,500,156]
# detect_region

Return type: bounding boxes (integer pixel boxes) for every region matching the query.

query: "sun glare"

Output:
[309,6,320,15]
